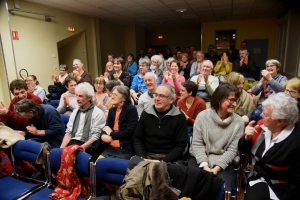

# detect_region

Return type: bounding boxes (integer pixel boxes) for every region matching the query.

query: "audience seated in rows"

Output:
[180,53,192,80]
[242,59,287,124]
[134,84,188,163]
[47,64,68,100]
[150,55,164,83]
[284,77,300,122]
[190,60,219,108]
[239,93,300,200]
[190,50,205,77]
[99,86,138,160]
[189,83,245,191]
[26,75,46,102]
[0,79,42,130]
[60,82,106,161]
[130,57,152,104]
[225,72,256,116]
[14,98,65,148]
[137,72,157,118]
[111,57,131,88]
[214,51,232,82]
[94,77,109,113]
[102,61,114,82]
[70,59,93,85]
[176,81,206,135]
[162,60,185,100]
[124,53,138,83]
[56,77,78,116]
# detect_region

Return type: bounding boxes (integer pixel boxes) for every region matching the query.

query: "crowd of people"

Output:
[0,41,300,200]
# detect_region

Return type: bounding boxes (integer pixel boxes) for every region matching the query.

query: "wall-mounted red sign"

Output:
[12,31,19,40]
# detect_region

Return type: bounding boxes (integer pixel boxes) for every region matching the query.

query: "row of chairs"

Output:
[0,140,227,200]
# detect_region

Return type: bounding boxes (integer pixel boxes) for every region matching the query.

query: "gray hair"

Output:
[262,92,298,124]
[73,59,83,65]
[75,82,94,99]
[144,72,157,80]
[265,59,281,70]
[202,60,214,69]
[151,55,163,65]
[196,50,205,56]
[112,85,131,106]
[14,99,41,115]
[158,84,176,100]
[139,57,151,66]
[239,49,249,55]
[167,57,175,63]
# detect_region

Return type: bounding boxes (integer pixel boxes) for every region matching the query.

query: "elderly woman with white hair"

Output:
[71,59,92,85]
[190,59,219,108]
[239,92,300,200]
[150,55,163,83]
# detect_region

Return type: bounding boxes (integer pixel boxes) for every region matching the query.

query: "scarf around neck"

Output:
[71,102,95,142]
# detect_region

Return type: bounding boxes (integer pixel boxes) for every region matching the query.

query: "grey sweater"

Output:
[190,108,244,169]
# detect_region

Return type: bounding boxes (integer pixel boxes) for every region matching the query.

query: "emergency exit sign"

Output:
[12,31,19,40]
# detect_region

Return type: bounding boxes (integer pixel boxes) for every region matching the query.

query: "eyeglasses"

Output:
[225,98,239,104]
[153,93,170,99]
[25,80,33,82]
[285,89,298,95]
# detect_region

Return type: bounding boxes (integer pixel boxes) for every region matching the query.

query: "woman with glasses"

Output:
[242,59,287,124]
[99,86,138,159]
[94,77,109,114]
[284,77,300,122]
[71,59,92,85]
[189,82,244,192]
[225,72,256,116]
[26,75,46,102]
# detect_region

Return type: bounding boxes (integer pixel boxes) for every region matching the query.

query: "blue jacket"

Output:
[26,104,65,148]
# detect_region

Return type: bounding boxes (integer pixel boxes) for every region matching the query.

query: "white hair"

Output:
[73,59,83,65]
[144,72,157,80]
[151,55,163,65]
[262,92,298,124]
[75,82,94,99]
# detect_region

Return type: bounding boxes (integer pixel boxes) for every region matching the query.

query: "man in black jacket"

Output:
[134,84,189,163]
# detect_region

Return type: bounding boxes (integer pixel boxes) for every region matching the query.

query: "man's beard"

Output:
[150,64,158,70]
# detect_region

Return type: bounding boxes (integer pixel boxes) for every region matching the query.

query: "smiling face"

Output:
[181,55,188,62]
[144,74,157,93]
[180,86,191,100]
[200,61,212,75]
[236,79,245,93]
[13,88,28,100]
[25,76,36,88]
[106,61,113,71]
[196,53,204,62]
[266,63,279,77]
[219,92,238,114]
[113,60,122,72]
[94,82,104,93]
[59,67,67,76]
[73,61,83,71]
[170,62,179,74]
[110,89,125,108]
[154,86,173,112]
[285,85,300,99]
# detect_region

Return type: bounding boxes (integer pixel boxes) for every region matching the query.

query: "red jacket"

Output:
[0,93,42,130]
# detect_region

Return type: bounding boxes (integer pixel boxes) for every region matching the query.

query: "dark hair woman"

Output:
[189,82,245,192]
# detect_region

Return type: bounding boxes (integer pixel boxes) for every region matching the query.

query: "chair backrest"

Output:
[13,140,41,163]
[50,148,91,177]
[60,115,70,130]
[49,100,60,109]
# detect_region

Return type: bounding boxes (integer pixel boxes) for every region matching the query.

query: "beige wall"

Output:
[58,31,87,73]
[99,20,125,73]
[201,18,278,58]
[0,0,98,104]
[124,25,136,57]
[145,25,202,52]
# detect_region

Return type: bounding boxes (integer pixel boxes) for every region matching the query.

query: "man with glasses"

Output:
[0,79,42,130]
[134,84,188,163]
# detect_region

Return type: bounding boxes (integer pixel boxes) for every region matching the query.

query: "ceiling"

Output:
[22,0,293,27]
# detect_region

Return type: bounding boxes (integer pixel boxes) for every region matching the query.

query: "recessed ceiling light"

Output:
[176,9,187,13]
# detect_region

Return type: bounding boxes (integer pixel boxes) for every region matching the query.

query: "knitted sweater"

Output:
[190,108,244,169]
[137,92,154,117]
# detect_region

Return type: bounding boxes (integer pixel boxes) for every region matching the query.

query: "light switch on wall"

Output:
[52,54,56,58]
